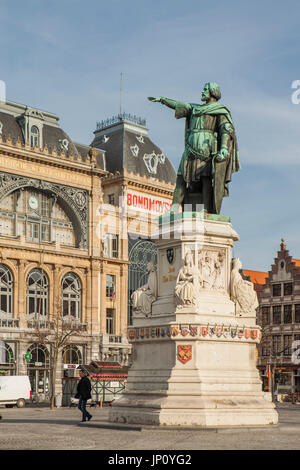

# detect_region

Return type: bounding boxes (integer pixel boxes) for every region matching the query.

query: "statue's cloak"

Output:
[175,101,240,214]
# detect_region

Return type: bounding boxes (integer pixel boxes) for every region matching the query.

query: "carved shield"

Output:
[238,328,244,339]
[178,345,192,364]
[128,330,135,340]
[190,325,199,337]
[251,329,258,340]
[216,326,223,338]
[171,325,180,337]
[244,328,250,339]
[181,325,189,336]
[167,248,175,264]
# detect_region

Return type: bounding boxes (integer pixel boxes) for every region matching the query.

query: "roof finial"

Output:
[280,238,286,250]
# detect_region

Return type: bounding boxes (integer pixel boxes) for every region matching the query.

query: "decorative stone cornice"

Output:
[0,133,106,175]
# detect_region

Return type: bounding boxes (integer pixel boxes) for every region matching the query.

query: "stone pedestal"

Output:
[109,213,278,427]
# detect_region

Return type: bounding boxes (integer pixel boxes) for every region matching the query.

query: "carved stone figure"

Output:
[175,251,198,307]
[131,261,157,316]
[198,250,225,291]
[230,258,258,316]
[212,252,225,290]
[148,83,240,214]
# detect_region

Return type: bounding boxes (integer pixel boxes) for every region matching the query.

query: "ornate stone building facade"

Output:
[92,114,176,327]
[0,102,176,401]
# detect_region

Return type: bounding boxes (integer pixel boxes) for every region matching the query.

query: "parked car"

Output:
[0,376,32,408]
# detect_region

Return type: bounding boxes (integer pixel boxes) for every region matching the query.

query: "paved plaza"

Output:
[0,403,299,451]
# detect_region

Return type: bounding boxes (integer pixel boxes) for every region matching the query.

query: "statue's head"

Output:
[232,258,242,270]
[201,82,221,103]
[184,250,193,266]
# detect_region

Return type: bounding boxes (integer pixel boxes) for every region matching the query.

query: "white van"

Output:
[0,375,32,408]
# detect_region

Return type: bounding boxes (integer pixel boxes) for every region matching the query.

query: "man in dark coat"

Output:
[76,368,92,422]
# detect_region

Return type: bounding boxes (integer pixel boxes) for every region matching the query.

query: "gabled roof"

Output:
[243,269,268,286]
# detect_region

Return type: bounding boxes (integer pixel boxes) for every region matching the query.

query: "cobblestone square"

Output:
[0,403,299,451]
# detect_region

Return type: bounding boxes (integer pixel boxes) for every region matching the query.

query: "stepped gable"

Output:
[91,113,176,185]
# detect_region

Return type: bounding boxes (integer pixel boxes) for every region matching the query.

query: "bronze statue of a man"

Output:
[148,82,240,214]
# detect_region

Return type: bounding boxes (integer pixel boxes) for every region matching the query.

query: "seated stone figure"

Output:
[230,258,258,316]
[131,261,157,316]
[175,250,198,307]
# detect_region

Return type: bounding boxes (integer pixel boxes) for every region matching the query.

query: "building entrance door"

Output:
[29,369,50,402]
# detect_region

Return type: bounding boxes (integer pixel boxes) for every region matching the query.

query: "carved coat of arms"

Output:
[167,248,174,264]
[177,345,192,364]
[251,329,258,340]
[181,325,189,337]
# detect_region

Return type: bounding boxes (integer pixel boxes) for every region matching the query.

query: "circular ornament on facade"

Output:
[74,191,86,208]
[28,196,38,209]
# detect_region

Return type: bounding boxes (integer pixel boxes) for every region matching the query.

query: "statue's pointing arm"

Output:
[148,96,177,109]
[148,97,191,118]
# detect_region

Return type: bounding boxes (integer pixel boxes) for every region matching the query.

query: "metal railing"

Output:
[96,113,146,131]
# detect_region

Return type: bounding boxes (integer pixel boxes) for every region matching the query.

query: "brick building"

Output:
[246,239,300,395]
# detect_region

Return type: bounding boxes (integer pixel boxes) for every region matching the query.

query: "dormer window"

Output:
[30,125,40,148]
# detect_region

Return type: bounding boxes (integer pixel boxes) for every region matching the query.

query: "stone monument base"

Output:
[110,214,278,427]
[109,325,278,427]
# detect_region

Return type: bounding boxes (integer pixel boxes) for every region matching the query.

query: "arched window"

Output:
[62,273,81,320]
[27,269,48,318]
[27,343,50,367]
[0,265,13,317]
[62,345,82,364]
[0,341,14,365]
[30,126,40,148]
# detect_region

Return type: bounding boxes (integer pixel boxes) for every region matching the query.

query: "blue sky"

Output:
[1,0,300,271]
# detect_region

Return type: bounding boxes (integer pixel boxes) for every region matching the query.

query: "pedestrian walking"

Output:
[76,368,92,423]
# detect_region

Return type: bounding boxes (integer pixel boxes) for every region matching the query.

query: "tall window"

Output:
[295,305,300,323]
[63,345,82,364]
[30,126,40,148]
[106,275,116,299]
[108,194,115,205]
[284,283,293,296]
[261,306,270,325]
[106,308,115,334]
[272,305,282,324]
[283,336,292,356]
[62,273,81,319]
[0,341,14,365]
[284,305,292,324]
[273,335,282,355]
[0,265,13,317]
[27,343,50,365]
[27,269,48,317]
[105,234,119,258]
[272,284,281,297]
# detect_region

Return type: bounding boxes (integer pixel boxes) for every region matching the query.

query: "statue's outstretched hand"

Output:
[148,96,161,103]
[216,147,229,162]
